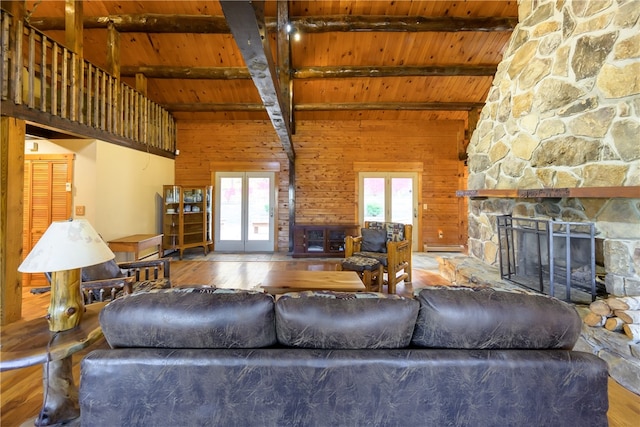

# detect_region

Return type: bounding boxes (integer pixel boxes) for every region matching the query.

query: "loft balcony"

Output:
[0,9,176,158]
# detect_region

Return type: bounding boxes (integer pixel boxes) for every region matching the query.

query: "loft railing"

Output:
[0,9,175,157]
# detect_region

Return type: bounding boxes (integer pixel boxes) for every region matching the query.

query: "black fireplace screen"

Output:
[497,215,597,303]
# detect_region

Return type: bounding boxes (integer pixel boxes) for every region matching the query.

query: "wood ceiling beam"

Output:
[28,14,231,33]
[120,66,251,79]
[296,102,484,111]
[28,14,517,33]
[162,102,484,112]
[120,65,496,79]
[292,16,517,32]
[220,0,295,162]
[293,65,497,78]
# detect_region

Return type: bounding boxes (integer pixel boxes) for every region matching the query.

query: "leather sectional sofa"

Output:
[80,286,609,426]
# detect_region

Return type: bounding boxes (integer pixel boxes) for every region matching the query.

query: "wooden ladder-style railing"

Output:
[0,9,176,158]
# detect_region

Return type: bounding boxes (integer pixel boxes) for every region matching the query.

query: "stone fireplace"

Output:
[466,0,640,299]
[497,215,599,303]
[463,0,640,394]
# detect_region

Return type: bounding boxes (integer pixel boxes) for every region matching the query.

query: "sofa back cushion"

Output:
[100,288,276,348]
[411,287,582,350]
[276,291,419,349]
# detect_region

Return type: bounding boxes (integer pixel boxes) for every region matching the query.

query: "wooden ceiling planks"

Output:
[19,0,518,124]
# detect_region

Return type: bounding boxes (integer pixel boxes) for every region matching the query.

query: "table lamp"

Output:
[18,219,115,332]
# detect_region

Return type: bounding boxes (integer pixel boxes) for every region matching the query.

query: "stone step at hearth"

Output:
[436,255,640,396]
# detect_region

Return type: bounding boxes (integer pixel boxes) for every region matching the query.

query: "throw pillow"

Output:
[361,228,387,253]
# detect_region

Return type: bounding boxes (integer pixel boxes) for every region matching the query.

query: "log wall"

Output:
[176,119,466,252]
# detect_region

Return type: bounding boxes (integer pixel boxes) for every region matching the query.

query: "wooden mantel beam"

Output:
[28,14,517,34]
[456,186,640,199]
[220,0,295,162]
[120,65,497,79]
[162,102,484,112]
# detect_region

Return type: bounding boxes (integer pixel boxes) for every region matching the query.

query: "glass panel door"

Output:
[359,172,418,248]
[391,177,414,224]
[363,177,385,222]
[215,172,275,252]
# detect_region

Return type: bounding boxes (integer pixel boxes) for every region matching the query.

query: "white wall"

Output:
[26,139,174,245]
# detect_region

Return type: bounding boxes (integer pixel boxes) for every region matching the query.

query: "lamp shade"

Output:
[18,219,115,273]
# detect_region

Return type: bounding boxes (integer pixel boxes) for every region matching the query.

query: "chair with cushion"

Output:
[82,258,171,302]
[37,258,172,304]
[344,222,412,294]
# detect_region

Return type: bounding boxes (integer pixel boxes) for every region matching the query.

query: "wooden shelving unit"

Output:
[292,224,359,258]
[456,186,640,199]
[162,185,212,259]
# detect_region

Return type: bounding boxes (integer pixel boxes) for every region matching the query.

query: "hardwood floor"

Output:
[2,255,639,426]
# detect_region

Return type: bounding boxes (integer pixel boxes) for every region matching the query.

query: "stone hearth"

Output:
[438,255,640,395]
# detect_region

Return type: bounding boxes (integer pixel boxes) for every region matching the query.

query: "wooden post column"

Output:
[1,116,26,325]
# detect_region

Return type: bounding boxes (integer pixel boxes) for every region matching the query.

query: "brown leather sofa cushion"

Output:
[411,287,582,350]
[276,291,419,349]
[100,288,276,349]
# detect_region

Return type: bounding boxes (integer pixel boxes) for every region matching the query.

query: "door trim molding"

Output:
[210,161,281,172]
[353,161,423,172]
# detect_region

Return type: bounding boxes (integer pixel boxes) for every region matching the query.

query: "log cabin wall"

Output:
[176,119,466,252]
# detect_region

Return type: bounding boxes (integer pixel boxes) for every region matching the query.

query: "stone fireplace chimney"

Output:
[466,0,639,297]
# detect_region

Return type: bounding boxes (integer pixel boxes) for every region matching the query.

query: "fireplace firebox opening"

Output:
[497,215,604,304]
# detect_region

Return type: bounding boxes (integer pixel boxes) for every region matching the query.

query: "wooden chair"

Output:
[345,222,412,294]
[35,258,171,304]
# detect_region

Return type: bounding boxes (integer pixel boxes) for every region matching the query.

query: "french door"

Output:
[214,172,275,252]
[359,172,418,247]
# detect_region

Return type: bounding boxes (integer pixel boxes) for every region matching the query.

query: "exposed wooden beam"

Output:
[1,116,25,325]
[293,65,497,79]
[296,102,484,111]
[277,0,292,131]
[120,66,251,79]
[28,14,517,34]
[28,14,231,33]
[162,102,484,112]
[120,65,496,79]
[220,0,295,162]
[292,16,517,32]
[163,103,266,112]
[106,22,120,78]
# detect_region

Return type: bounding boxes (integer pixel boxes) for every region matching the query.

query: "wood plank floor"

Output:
[2,255,639,426]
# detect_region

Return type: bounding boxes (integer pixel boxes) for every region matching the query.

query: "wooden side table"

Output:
[0,303,104,426]
[108,234,163,260]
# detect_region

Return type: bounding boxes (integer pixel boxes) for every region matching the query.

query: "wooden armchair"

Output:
[35,258,171,304]
[345,222,412,294]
